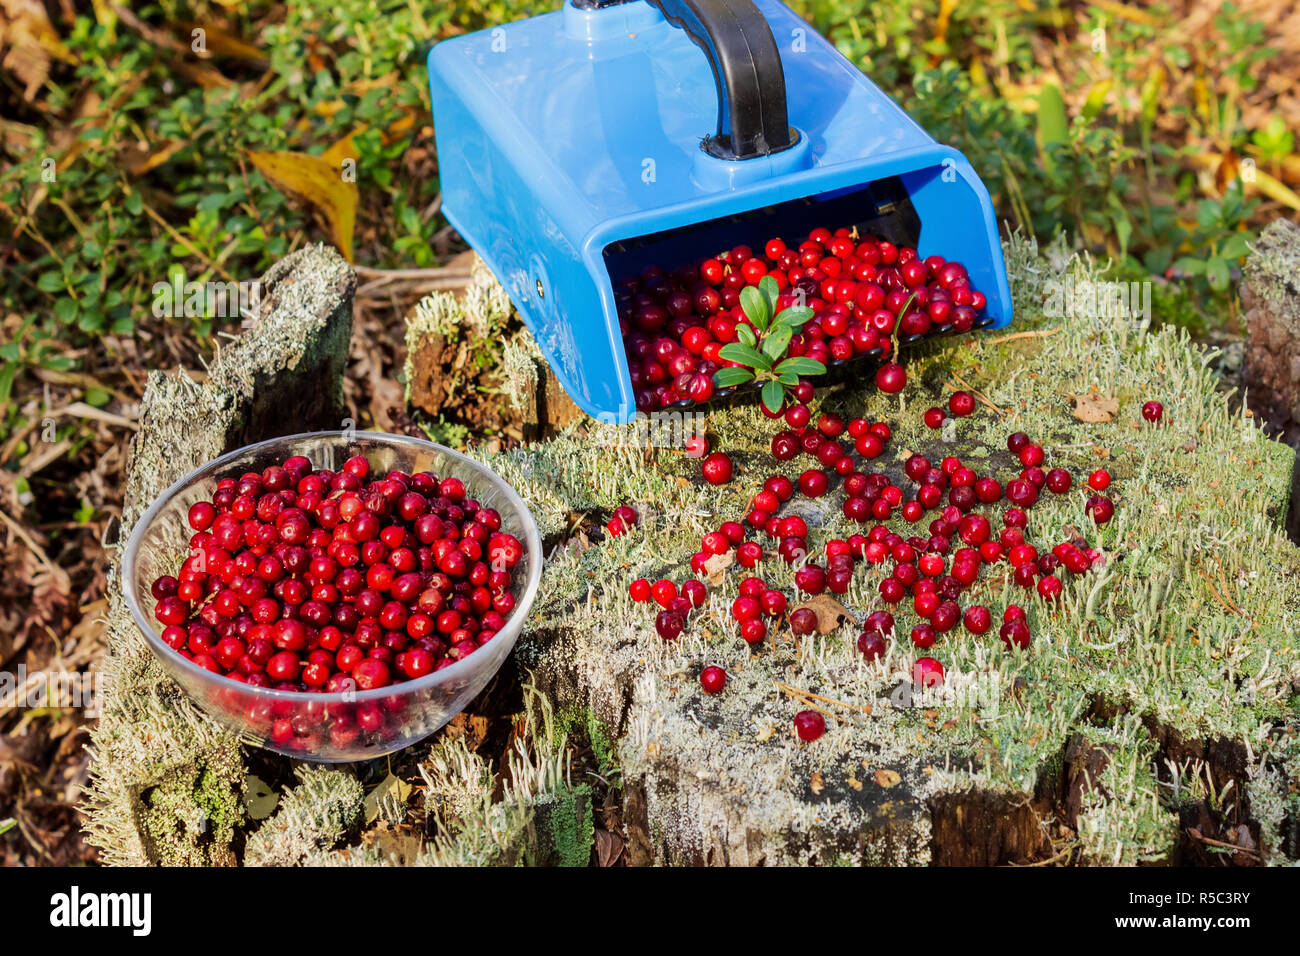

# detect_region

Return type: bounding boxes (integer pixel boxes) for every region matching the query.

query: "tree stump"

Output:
[83,235,1300,867]
[1242,218,1300,446]
[404,256,584,441]
[499,234,1300,866]
[84,245,357,865]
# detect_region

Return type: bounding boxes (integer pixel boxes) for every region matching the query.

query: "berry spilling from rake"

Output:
[617,226,991,415]
[621,229,1152,735]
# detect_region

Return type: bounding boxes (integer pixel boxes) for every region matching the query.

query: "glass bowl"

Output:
[121,431,543,762]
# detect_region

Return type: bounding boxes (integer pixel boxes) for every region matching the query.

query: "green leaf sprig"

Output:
[711,275,826,413]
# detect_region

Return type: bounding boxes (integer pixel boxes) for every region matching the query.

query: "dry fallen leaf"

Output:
[595,828,624,867]
[703,550,734,585]
[242,774,278,821]
[810,771,825,795]
[444,712,490,751]
[246,141,359,261]
[0,0,76,100]
[1069,390,1119,424]
[874,769,902,788]
[793,593,852,635]
[363,773,412,825]
[122,139,187,176]
[361,823,423,865]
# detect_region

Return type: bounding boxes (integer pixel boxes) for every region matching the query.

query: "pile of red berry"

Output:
[616,228,988,412]
[623,372,1131,731]
[149,454,525,696]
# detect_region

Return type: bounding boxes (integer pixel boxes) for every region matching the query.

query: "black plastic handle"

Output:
[576,0,796,160]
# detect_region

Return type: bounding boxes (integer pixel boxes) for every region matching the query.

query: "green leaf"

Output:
[1036,82,1068,175]
[1112,210,1132,261]
[777,370,799,387]
[762,322,793,362]
[713,367,755,388]
[739,286,770,331]
[736,323,757,348]
[718,342,772,371]
[775,356,826,377]
[1219,233,1252,259]
[0,363,15,404]
[1206,256,1231,290]
[53,297,78,324]
[774,305,814,329]
[758,274,779,310]
[761,379,785,414]
[1173,256,1206,276]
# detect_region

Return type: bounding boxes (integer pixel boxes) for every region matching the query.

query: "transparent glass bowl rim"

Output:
[120,430,544,706]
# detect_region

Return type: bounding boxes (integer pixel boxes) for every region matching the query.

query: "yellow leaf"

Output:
[322,130,361,168]
[1187,152,1300,212]
[185,22,266,62]
[122,138,187,176]
[1248,167,1300,213]
[246,147,357,262]
[242,774,278,820]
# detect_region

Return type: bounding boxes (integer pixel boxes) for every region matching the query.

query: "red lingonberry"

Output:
[1088,469,1111,491]
[948,391,975,417]
[875,362,907,394]
[1045,469,1072,494]
[655,610,685,640]
[999,619,1031,650]
[793,710,826,742]
[789,607,818,636]
[911,623,936,648]
[1018,444,1045,468]
[963,605,992,634]
[857,630,886,661]
[913,657,945,687]
[701,452,734,485]
[650,578,678,608]
[700,665,727,694]
[1086,495,1115,524]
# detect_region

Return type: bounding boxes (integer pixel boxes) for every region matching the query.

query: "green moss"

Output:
[509,235,1300,865]
[537,783,595,867]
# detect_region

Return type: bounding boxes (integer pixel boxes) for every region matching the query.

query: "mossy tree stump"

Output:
[494,233,1300,866]
[87,232,1300,867]
[1243,219,1300,447]
[85,246,358,865]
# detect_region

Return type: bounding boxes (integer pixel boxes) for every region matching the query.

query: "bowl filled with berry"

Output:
[121,431,543,762]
